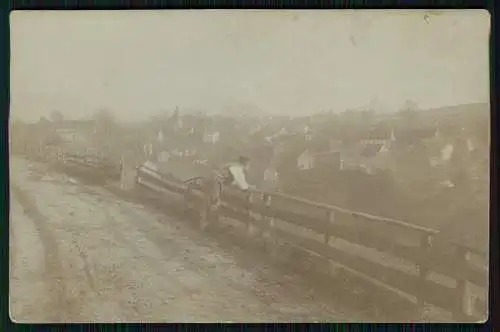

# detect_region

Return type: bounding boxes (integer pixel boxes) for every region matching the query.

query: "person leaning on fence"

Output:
[218,156,254,190]
[200,156,254,229]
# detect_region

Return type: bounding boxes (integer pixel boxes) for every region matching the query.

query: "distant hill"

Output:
[315,102,490,120]
[418,102,489,119]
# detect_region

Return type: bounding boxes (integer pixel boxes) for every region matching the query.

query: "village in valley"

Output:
[10,100,490,252]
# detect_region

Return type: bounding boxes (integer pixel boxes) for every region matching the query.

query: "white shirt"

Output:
[228,165,250,190]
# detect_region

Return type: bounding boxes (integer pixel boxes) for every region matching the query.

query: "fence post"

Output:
[120,156,126,190]
[417,233,432,311]
[324,210,335,245]
[210,184,221,226]
[199,180,219,231]
[184,180,195,216]
[256,193,268,238]
[199,193,209,231]
[453,246,473,321]
[246,192,255,237]
[263,194,277,257]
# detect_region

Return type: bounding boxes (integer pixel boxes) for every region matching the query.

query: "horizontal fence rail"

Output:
[134,164,488,322]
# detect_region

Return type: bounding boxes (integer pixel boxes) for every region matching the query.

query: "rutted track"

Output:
[10,183,83,322]
[9,156,361,322]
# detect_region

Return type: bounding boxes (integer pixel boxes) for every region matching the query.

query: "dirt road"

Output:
[9,157,358,323]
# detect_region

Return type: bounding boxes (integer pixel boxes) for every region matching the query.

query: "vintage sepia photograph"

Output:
[9,10,490,323]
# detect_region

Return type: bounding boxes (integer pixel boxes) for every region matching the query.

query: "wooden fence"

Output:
[16,144,123,182]
[15,142,487,322]
[134,163,488,322]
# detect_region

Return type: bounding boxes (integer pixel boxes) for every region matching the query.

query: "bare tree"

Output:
[403,99,418,112]
[400,100,419,127]
[94,108,115,122]
[171,106,180,120]
[50,110,64,122]
[93,109,116,135]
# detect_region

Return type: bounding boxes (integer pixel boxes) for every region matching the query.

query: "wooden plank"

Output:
[253,189,486,256]
[62,152,120,179]
[453,247,476,321]
[474,298,487,321]
[139,164,186,185]
[269,226,461,315]
[218,204,268,229]
[221,188,252,208]
[251,203,326,234]
[137,167,187,195]
[139,174,186,195]
[253,202,417,254]
[64,156,85,163]
[252,188,438,234]
[425,251,487,288]
[251,202,487,288]
[138,165,163,179]
[325,224,487,288]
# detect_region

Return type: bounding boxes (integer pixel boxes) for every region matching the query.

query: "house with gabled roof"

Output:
[295,138,341,171]
[360,126,396,148]
[297,149,315,170]
[52,119,97,149]
[203,131,220,144]
[393,125,439,148]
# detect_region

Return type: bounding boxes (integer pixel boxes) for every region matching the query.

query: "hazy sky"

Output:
[10,10,490,122]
